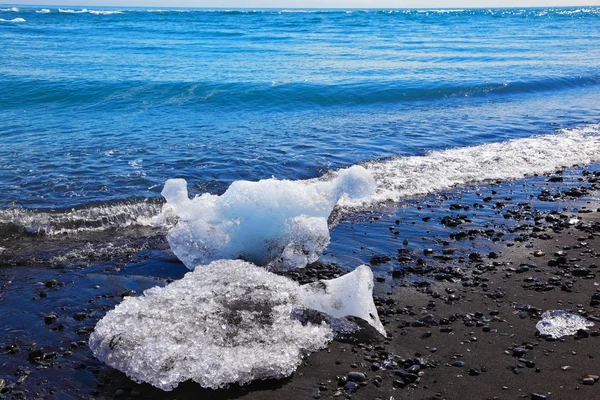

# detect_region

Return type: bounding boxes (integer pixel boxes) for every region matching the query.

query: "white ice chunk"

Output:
[535,310,594,339]
[89,261,385,391]
[302,265,386,337]
[161,166,376,270]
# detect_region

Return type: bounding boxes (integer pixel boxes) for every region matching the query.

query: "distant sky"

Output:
[5,0,600,8]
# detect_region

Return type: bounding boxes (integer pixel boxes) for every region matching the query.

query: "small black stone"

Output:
[73,312,87,321]
[343,381,359,393]
[28,349,44,363]
[347,372,367,383]
[45,280,58,288]
[44,314,58,325]
[512,347,527,357]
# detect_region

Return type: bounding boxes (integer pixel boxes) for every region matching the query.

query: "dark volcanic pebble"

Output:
[45,280,58,288]
[347,372,367,383]
[343,381,359,393]
[512,347,527,357]
[28,349,44,363]
[44,313,58,325]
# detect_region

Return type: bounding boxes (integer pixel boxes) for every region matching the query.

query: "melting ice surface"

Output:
[89,260,385,390]
[161,165,376,270]
[535,310,595,339]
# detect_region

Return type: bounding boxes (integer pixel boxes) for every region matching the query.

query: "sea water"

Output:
[1,6,600,256]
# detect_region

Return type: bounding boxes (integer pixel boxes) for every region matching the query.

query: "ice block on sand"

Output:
[161,165,376,270]
[89,260,385,391]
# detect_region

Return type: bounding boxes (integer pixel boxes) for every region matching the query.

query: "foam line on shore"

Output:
[0,201,163,236]
[340,124,600,209]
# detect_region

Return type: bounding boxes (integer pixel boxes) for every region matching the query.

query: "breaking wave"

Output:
[0,17,25,23]
[0,200,163,236]
[1,124,598,238]
[343,124,600,209]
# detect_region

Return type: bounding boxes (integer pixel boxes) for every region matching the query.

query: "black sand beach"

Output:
[1,167,599,400]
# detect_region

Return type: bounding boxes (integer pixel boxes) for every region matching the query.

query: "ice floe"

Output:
[90,260,384,390]
[161,165,376,270]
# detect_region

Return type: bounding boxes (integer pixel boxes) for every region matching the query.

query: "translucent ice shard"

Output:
[535,310,594,339]
[301,265,386,337]
[89,261,385,391]
[161,166,376,270]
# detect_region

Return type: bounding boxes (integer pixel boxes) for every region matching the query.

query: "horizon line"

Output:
[3,3,600,9]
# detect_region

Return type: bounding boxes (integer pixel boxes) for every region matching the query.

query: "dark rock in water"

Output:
[347,371,367,382]
[73,312,87,321]
[441,216,464,227]
[28,349,45,363]
[44,313,58,325]
[0,379,4,392]
[38,291,48,298]
[468,368,480,376]
[452,361,465,367]
[583,378,596,385]
[5,344,19,355]
[45,280,58,288]
[531,394,547,400]
[119,289,137,298]
[370,255,392,265]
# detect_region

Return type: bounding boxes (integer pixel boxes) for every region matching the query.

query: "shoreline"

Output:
[0,168,598,399]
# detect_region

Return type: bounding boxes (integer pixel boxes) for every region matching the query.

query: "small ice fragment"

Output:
[535,310,594,339]
[568,217,580,225]
[89,260,385,390]
[302,265,386,337]
[161,166,376,270]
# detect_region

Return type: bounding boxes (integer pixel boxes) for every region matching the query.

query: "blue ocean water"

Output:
[1,6,600,226]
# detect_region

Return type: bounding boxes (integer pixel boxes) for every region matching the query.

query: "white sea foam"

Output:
[0,7,19,12]
[89,10,123,15]
[161,165,376,270]
[0,17,25,23]
[341,124,600,209]
[36,9,50,14]
[58,8,88,14]
[89,260,384,390]
[0,201,163,236]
